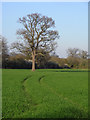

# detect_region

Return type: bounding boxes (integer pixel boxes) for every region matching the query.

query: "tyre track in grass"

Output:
[39,75,88,115]
[38,75,45,83]
[22,75,38,116]
[18,75,45,117]
[13,75,34,118]
[22,75,31,91]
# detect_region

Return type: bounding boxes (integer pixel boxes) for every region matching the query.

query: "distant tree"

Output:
[67,48,80,58]
[67,56,80,68]
[9,52,26,61]
[0,36,9,68]
[79,50,88,59]
[12,13,59,71]
[2,37,9,61]
[79,59,88,69]
[67,48,88,59]
[67,48,88,69]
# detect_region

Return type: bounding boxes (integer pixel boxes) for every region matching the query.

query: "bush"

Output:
[2,59,37,69]
[45,61,60,69]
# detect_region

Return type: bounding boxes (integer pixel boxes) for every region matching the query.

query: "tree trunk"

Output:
[32,50,35,71]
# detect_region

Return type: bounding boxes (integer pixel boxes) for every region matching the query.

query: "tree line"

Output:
[0,35,88,69]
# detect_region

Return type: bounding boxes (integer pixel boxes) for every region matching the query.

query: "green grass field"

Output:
[2,69,88,118]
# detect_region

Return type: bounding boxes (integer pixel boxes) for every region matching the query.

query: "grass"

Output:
[2,69,88,118]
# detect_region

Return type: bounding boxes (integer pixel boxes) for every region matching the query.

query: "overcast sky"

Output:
[1,2,88,58]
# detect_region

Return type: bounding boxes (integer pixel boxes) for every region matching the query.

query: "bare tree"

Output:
[0,36,9,68]
[2,37,9,62]
[67,48,80,58]
[79,50,88,59]
[12,13,59,71]
[1,36,9,60]
[67,48,88,59]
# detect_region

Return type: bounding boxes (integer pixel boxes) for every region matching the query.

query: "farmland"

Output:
[2,69,88,118]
